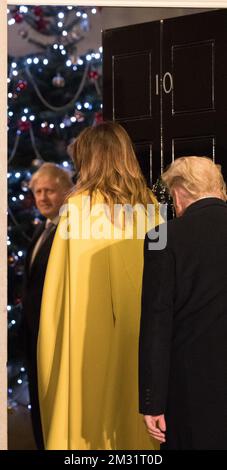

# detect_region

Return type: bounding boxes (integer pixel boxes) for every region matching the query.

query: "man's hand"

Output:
[144,414,166,443]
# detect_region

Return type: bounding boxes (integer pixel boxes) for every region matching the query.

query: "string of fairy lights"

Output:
[7,4,102,141]
[8,5,98,26]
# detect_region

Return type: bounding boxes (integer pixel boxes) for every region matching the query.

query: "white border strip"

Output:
[7,1,227,7]
[2,0,224,451]
[0,0,7,451]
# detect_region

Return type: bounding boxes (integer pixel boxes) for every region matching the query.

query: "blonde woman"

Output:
[38,122,161,450]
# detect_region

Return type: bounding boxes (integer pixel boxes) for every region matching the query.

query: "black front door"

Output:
[103,9,227,184]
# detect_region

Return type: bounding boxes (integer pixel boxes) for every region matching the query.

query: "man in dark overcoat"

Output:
[139,156,227,450]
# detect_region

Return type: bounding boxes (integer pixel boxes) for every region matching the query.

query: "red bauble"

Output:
[16,80,28,91]
[36,17,48,32]
[33,6,44,17]
[13,13,23,23]
[40,124,52,135]
[93,111,103,125]
[17,120,31,132]
[88,70,99,80]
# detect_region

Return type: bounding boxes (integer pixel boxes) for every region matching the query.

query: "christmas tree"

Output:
[7,4,102,410]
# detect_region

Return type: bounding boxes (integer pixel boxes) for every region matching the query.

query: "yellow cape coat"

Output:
[38,192,159,450]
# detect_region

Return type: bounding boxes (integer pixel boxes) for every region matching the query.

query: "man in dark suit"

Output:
[139,156,227,450]
[23,162,73,449]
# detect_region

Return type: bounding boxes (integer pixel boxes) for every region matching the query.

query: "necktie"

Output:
[39,220,55,246]
[30,220,55,267]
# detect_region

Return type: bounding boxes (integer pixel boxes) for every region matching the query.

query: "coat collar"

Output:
[183,197,226,217]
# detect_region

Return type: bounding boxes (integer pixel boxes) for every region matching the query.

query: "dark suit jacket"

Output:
[22,221,57,449]
[139,198,227,449]
[23,222,56,339]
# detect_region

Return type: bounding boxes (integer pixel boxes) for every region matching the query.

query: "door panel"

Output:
[172,40,214,114]
[113,51,152,120]
[163,9,227,177]
[172,135,215,161]
[103,21,160,186]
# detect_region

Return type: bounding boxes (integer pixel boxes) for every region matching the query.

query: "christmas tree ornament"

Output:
[16,80,28,91]
[52,73,65,88]
[81,19,89,32]
[33,6,44,17]
[13,12,24,24]
[70,26,81,41]
[15,264,24,276]
[93,111,103,125]
[36,17,48,32]
[63,115,72,127]
[8,254,17,267]
[18,28,28,39]
[21,180,29,192]
[17,119,31,132]
[32,158,43,167]
[33,217,41,226]
[88,70,99,80]
[40,122,53,135]
[69,53,78,65]
[74,110,85,122]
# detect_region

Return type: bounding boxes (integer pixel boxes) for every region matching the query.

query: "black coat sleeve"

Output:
[139,231,175,416]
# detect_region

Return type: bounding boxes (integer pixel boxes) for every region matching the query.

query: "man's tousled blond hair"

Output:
[162,156,226,201]
[29,162,73,192]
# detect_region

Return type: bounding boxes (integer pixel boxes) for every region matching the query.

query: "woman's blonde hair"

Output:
[70,122,154,210]
[162,156,226,201]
